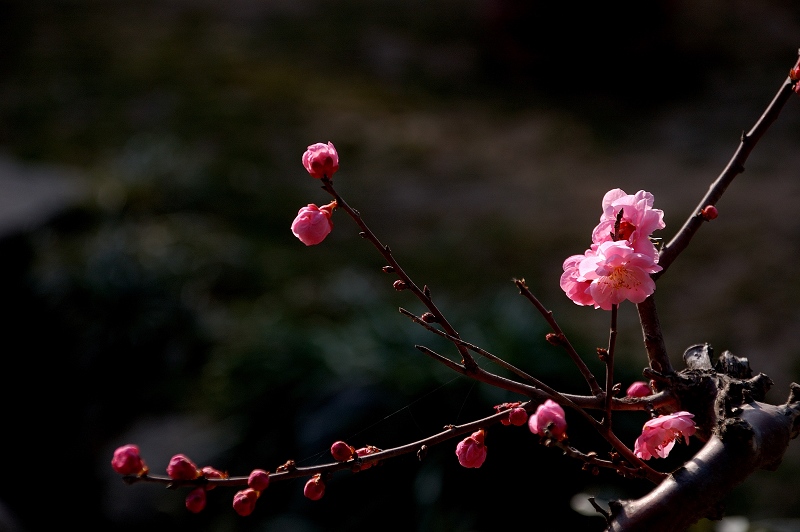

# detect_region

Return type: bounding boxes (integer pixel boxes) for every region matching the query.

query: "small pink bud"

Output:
[232,488,260,516]
[455,429,488,468]
[493,402,522,426]
[303,474,326,501]
[626,381,652,398]
[420,312,438,323]
[528,399,568,441]
[291,203,335,246]
[111,444,148,476]
[330,441,355,462]
[248,469,270,492]
[791,65,800,81]
[700,205,718,221]
[185,487,207,513]
[302,141,339,179]
[201,466,227,490]
[508,407,528,426]
[166,454,201,480]
[393,280,407,291]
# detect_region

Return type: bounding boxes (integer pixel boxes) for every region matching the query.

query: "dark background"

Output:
[2,1,800,531]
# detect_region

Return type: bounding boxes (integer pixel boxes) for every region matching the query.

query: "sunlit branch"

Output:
[657,55,799,276]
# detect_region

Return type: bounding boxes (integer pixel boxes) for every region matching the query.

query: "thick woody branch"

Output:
[606,386,800,531]
[634,54,798,380]
[636,295,674,379]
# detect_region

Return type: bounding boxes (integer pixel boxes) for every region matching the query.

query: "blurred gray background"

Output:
[2,1,800,531]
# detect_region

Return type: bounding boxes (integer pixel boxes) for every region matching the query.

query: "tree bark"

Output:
[606,385,800,531]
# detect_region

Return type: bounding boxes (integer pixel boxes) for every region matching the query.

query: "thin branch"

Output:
[414,344,665,482]
[122,402,536,489]
[400,306,555,391]
[656,63,798,276]
[319,178,477,370]
[514,278,603,395]
[603,304,619,427]
[633,56,798,380]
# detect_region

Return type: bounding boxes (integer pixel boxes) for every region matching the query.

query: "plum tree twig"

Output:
[112,51,800,530]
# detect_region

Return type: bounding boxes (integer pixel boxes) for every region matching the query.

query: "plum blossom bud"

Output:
[248,469,270,492]
[508,407,528,426]
[700,205,718,221]
[528,399,567,441]
[304,474,326,501]
[233,488,260,516]
[166,454,201,480]
[634,411,696,460]
[455,429,487,468]
[302,142,339,179]
[493,402,523,426]
[420,312,437,323]
[111,444,148,476]
[330,441,355,462]
[626,381,652,398]
[392,280,407,291]
[354,445,380,471]
[791,65,800,81]
[291,202,335,246]
[185,487,207,513]
[201,466,227,490]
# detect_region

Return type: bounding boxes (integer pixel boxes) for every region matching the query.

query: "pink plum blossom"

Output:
[634,411,696,460]
[560,251,597,307]
[111,444,148,476]
[291,202,335,246]
[302,141,339,179]
[528,399,567,441]
[561,189,665,309]
[455,429,488,468]
[578,240,662,310]
[591,188,665,259]
[626,381,652,398]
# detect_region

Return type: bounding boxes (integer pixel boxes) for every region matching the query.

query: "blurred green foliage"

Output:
[1,1,799,531]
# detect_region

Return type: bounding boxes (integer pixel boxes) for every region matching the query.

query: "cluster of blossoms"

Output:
[291,142,339,246]
[560,189,665,309]
[110,142,710,520]
[453,386,691,472]
[455,399,569,469]
[111,445,276,516]
[329,440,381,472]
[233,469,270,516]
